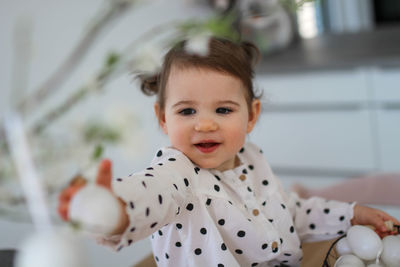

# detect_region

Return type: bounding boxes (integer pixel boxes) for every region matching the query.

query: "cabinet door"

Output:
[371,67,400,102]
[256,69,369,104]
[376,109,400,171]
[253,70,374,175]
[250,110,376,172]
[371,67,400,171]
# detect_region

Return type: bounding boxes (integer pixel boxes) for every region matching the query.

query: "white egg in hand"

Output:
[336,237,353,256]
[69,184,122,235]
[15,230,88,267]
[381,235,400,267]
[334,254,365,267]
[347,225,383,261]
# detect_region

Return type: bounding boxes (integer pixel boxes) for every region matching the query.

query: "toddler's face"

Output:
[155,66,260,171]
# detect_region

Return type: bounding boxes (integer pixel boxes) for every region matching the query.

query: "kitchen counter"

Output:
[257,25,400,74]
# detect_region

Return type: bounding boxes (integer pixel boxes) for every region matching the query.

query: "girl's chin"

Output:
[195,160,235,172]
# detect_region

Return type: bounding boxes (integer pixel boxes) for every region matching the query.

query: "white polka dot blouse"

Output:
[100,143,355,267]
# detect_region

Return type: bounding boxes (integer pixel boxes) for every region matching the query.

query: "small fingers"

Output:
[96,159,112,189]
[57,183,86,221]
[58,201,69,221]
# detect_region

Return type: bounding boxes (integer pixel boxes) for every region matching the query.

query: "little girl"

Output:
[59,37,399,267]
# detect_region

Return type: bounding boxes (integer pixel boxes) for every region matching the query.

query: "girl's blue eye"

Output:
[216,107,232,114]
[179,108,196,115]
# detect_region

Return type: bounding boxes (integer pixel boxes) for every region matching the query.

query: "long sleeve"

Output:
[285,190,355,242]
[100,147,197,250]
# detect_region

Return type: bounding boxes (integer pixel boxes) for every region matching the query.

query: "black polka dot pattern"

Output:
[186,203,194,211]
[237,230,245,237]
[112,144,353,266]
[184,178,189,187]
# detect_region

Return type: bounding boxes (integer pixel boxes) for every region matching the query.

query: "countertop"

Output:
[256,25,400,74]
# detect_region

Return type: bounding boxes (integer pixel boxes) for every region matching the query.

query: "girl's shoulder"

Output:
[239,142,274,175]
[240,142,267,163]
[150,146,188,165]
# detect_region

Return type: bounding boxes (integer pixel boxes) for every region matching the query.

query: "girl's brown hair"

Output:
[138,37,261,112]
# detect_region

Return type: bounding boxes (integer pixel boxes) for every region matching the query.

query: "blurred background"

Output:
[1,0,399,266]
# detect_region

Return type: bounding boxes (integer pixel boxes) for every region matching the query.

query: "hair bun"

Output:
[137,73,159,96]
[241,41,261,68]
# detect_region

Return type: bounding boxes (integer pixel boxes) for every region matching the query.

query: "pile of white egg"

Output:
[335,225,400,267]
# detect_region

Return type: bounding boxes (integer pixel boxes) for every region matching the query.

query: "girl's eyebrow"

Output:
[217,100,240,107]
[172,100,196,108]
[172,100,240,108]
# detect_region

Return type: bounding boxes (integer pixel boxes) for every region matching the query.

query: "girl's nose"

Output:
[194,118,218,132]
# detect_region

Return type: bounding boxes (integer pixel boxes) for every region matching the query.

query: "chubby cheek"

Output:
[224,123,248,152]
[167,125,191,151]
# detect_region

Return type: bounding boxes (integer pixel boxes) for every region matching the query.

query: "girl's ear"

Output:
[154,103,168,134]
[247,99,261,133]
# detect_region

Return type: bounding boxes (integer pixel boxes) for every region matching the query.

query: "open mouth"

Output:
[194,142,220,153]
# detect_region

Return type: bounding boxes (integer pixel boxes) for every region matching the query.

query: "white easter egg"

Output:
[15,230,88,267]
[336,237,353,256]
[334,254,365,267]
[381,235,400,267]
[347,225,383,261]
[69,184,122,234]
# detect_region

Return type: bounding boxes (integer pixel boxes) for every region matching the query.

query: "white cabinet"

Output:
[371,67,400,171]
[256,69,369,104]
[251,67,400,183]
[376,109,400,171]
[371,67,400,102]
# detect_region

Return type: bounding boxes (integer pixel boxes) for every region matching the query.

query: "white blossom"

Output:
[185,32,211,57]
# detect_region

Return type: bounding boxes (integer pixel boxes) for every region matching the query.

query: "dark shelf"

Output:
[256,26,400,74]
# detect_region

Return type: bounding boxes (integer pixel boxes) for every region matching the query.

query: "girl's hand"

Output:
[58,159,113,221]
[351,204,400,238]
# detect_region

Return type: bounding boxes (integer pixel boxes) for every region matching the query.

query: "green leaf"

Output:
[177,12,240,43]
[105,52,120,68]
[84,123,120,143]
[92,144,104,161]
[279,0,316,12]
